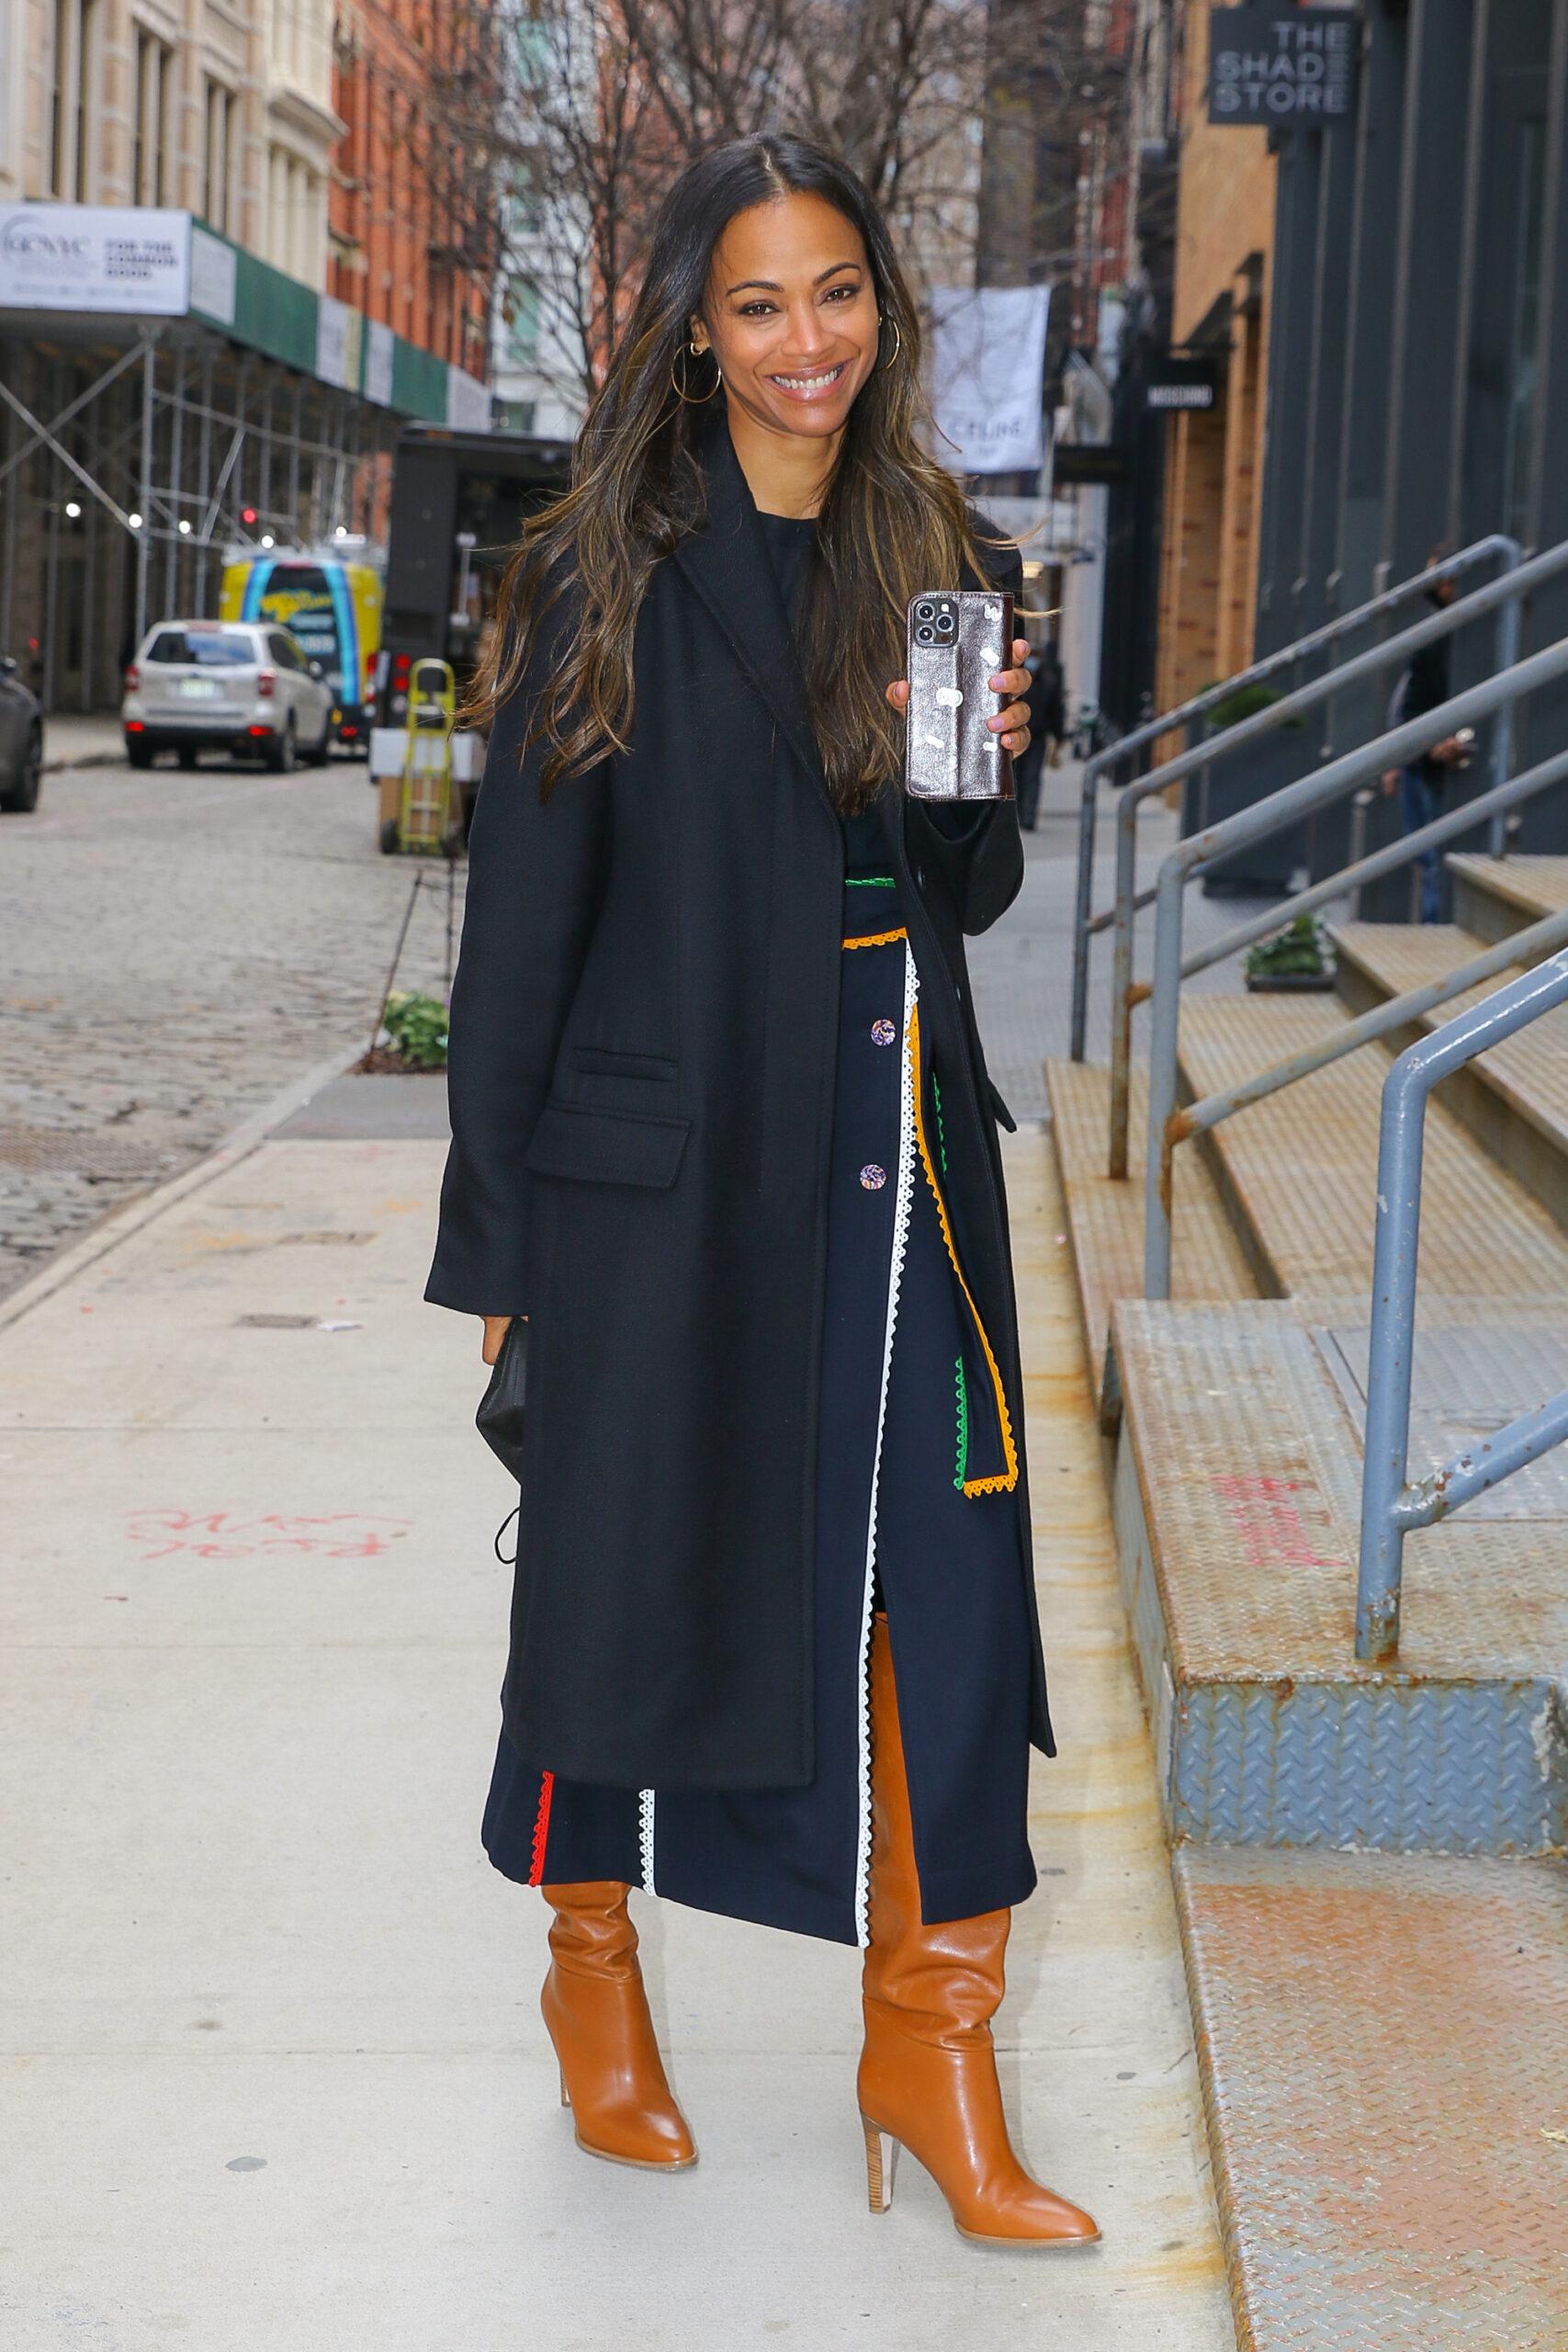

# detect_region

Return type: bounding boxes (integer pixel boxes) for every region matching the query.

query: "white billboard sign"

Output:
[0,205,191,313]
[928,285,1052,476]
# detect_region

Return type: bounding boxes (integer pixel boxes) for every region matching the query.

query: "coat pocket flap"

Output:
[525,1101,690,1188]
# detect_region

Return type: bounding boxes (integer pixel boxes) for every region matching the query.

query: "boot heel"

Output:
[558,2064,570,2109]
[861,2111,899,2213]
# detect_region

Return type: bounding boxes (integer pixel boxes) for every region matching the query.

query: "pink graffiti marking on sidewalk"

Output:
[126,1510,412,1561]
[1209,1472,1339,1570]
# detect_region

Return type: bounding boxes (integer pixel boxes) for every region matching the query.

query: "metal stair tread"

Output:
[1446,850,1568,921]
[1045,1057,1256,1366]
[1111,1294,1568,1689]
[1173,1843,1568,2351]
[1330,918,1568,1151]
[1177,994,1568,1300]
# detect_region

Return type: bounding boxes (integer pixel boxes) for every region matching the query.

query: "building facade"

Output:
[0,0,496,714]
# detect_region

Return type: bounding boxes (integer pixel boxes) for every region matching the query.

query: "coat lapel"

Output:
[671,410,829,795]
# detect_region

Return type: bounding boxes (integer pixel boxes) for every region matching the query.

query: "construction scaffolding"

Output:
[0,319,400,713]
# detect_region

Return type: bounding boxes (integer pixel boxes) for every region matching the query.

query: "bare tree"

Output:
[432,0,1124,419]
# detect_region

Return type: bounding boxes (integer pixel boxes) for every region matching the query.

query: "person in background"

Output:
[1381,561,1468,922]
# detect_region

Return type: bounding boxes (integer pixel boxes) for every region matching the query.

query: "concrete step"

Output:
[1448,849,1568,943]
[1331,918,1568,1227]
[1109,1293,1568,1854]
[1175,1843,1568,2350]
[1045,1057,1255,1375]
[1177,994,1568,1305]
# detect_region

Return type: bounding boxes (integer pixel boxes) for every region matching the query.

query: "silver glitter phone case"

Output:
[903,588,1015,803]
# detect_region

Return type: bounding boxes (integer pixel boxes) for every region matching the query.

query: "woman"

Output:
[427,132,1098,2250]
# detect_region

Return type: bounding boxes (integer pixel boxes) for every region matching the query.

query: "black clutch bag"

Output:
[475,1316,529,1483]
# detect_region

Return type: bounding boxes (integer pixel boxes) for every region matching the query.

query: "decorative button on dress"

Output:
[480,507,1041,1945]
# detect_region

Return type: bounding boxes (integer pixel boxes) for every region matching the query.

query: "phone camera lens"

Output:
[916,625,935,644]
[936,611,955,634]
[914,601,935,623]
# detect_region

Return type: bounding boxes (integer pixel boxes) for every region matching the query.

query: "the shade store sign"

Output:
[1209,6,1359,126]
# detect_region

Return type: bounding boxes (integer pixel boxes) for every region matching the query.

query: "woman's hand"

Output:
[886,635,1033,756]
[482,1313,524,1365]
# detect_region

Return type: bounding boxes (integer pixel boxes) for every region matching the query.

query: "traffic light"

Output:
[241,504,258,527]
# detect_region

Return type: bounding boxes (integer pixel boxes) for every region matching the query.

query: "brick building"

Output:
[1153,0,1276,725]
[0,0,496,714]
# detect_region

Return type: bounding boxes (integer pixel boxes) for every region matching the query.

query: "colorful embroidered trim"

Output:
[931,1074,949,1175]
[908,1000,1021,1498]
[953,1354,969,1491]
[527,1770,555,1885]
[852,941,920,1949]
[841,925,908,951]
[637,1789,657,1893]
[844,874,897,887]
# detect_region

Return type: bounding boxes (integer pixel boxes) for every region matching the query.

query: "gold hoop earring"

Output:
[876,314,903,372]
[671,338,721,403]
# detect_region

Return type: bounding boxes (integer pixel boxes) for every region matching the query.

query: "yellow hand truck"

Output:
[394,658,460,854]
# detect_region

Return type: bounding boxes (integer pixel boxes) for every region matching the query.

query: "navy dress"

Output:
[481,510,1040,1943]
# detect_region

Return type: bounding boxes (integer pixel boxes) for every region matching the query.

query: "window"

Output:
[269,632,303,670]
[73,0,97,199]
[205,81,234,232]
[133,28,171,207]
[502,275,540,368]
[147,630,255,667]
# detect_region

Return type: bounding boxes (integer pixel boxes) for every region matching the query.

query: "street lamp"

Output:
[64,500,82,519]
[260,533,275,548]
[178,518,192,536]
[128,513,143,530]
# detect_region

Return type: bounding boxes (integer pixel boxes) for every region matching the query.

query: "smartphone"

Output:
[904,588,1016,803]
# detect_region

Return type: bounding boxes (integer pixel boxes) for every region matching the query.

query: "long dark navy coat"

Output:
[426,409,1053,1790]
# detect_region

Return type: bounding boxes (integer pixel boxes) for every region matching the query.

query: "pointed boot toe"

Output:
[539,1880,697,2172]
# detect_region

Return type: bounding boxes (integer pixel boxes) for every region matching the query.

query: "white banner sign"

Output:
[0,205,190,314]
[928,285,1052,475]
[188,225,236,325]
[364,320,395,407]
[446,364,492,434]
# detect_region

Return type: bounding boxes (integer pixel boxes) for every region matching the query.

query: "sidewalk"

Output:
[0,1046,1234,2346]
[39,713,124,771]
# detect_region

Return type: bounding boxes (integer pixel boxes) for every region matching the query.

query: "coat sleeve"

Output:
[905,522,1026,936]
[424,640,612,1317]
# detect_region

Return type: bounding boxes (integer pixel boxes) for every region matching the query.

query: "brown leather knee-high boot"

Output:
[857,1618,1099,2246]
[540,1881,696,2171]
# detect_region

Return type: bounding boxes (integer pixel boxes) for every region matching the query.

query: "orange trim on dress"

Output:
[907,1000,1020,1498]
[841,926,909,951]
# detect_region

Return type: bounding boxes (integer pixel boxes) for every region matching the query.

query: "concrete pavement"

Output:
[0,1064,1234,2346]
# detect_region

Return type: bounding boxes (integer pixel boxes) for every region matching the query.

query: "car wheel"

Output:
[265,715,297,775]
[0,723,42,812]
[126,738,155,769]
[310,720,333,765]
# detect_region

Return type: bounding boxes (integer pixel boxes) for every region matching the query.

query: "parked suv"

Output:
[121,622,334,771]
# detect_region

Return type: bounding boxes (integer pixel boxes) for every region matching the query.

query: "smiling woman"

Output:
[426,132,1097,2252]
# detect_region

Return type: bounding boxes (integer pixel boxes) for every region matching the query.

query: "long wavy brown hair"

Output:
[468,133,1014,814]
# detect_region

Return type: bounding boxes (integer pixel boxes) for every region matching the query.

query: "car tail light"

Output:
[247,723,272,738]
[124,719,146,732]
[124,664,140,691]
[391,653,412,688]
[256,668,276,698]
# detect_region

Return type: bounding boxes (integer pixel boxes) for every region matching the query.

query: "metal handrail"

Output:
[1108,534,1568,1179]
[1066,533,1522,1062]
[1356,951,1568,1663]
[1140,632,1568,1296]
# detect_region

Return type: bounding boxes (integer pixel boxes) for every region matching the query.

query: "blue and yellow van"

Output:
[220,554,383,749]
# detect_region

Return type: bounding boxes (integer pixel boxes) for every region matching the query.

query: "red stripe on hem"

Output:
[528,1770,555,1884]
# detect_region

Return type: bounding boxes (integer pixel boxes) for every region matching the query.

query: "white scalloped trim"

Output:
[853,942,920,1947]
[637,1788,656,1894]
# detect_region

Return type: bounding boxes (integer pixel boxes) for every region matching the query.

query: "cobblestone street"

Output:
[1,756,464,1301]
